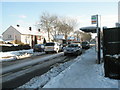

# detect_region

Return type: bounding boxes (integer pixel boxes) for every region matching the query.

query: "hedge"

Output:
[1,45,31,52]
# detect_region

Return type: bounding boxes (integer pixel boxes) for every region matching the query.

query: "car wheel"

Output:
[76,51,79,56]
[64,53,67,56]
[80,51,82,54]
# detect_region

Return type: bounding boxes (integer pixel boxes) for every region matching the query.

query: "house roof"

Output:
[11,25,42,36]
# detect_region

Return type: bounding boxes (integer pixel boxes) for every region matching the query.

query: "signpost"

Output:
[91,15,101,64]
[91,15,97,24]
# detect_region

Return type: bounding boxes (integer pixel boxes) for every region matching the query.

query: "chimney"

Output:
[38,29,40,32]
[17,25,20,27]
[29,27,32,31]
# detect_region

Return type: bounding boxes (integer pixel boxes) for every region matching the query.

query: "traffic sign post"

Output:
[91,15,101,64]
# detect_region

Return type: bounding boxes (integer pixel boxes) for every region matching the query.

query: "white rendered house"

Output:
[2,25,46,46]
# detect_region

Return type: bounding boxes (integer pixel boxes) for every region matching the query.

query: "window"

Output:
[8,35,12,38]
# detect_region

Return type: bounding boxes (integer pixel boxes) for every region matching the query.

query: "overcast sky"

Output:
[1,1,119,34]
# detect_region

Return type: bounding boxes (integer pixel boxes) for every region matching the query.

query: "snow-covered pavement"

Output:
[18,47,119,88]
[43,47,118,88]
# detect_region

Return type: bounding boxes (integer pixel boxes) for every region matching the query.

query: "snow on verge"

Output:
[106,54,120,59]
[0,49,44,62]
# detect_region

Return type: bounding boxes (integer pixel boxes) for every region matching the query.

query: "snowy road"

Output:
[1,52,60,68]
[2,52,78,88]
[1,52,63,75]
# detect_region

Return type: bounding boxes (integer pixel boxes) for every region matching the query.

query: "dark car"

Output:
[33,44,45,52]
[81,41,90,49]
[64,43,82,56]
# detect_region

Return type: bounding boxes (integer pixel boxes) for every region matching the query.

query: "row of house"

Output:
[2,25,76,47]
[2,25,49,47]
[2,25,89,47]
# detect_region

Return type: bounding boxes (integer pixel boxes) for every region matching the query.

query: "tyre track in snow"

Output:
[2,49,86,89]
[1,53,78,89]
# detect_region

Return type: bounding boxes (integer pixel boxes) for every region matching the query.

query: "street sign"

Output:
[91,15,97,24]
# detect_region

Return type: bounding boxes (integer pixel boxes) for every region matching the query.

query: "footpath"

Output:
[43,47,119,88]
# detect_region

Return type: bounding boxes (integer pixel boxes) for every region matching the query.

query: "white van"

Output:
[44,42,60,54]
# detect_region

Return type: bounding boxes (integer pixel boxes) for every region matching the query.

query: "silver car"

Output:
[44,42,60,54]
[64,43,82,56]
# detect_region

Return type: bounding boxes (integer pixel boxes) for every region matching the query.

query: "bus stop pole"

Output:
[96,15,101,64]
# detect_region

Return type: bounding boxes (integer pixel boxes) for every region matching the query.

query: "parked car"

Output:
[64,43,82,56]
[81,41,90,49]
[44,42,60,54]
[33,44,45,52]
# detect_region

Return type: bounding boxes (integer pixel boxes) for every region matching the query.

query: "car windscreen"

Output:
[82,42,88,44]
[35,44,42,46]
[67,44,78,47]
[45,43,55,46]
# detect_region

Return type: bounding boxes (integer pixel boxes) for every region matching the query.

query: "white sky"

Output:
[1,0,119,2]
[1,0,119,35]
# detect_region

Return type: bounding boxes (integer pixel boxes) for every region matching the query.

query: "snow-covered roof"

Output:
[12,25,42,36]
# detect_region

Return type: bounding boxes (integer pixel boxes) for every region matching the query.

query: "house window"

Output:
[8,35,12,38]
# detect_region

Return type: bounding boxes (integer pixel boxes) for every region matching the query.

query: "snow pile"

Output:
[0,44,18,46]
[106,54,120,59]
[0,49,44,62]
[18,59,76,88]
[43,47,118,88]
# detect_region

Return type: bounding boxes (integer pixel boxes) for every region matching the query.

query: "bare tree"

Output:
[74,30,82,41]
[38,12,58,42]
[80,32,92,41]
[74,30,92,42]
[49,17,60,41]
[58,17,77,40]
[37,12,78,42]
